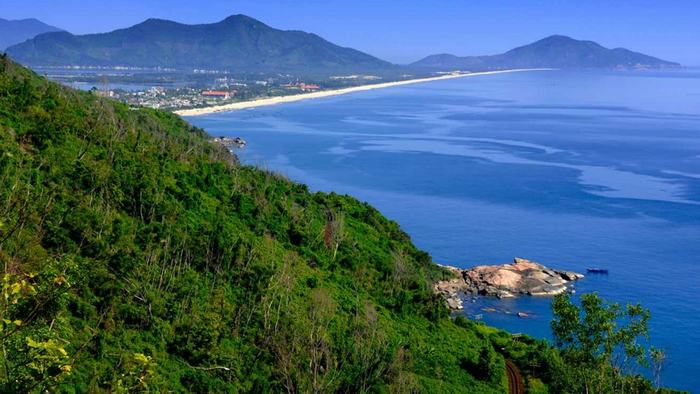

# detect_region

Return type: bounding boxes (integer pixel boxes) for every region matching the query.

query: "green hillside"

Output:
[0,55,677,393]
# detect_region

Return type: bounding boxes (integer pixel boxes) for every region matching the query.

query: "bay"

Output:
[189,69,700,391]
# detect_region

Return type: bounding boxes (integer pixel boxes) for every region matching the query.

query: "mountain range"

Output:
[411,35,679,70]
[0,17,63,50]
[5,15,393,73]
[5,15,679,73]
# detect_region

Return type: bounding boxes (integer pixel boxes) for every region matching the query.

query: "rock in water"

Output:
[434,258,584,310]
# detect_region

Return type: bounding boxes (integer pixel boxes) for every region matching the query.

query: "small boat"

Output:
[586,268,609,274]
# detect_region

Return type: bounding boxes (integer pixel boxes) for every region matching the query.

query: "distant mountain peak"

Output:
[134,14,262,28]
[134,18,183,29]
[0,17,64,50]
[222,14,259,23]
[412,35,679,70]
[218,14,270,30]
[526,35,604,48]
[1,17,42,23]
[141,17,170,24]
[538,34,575,42]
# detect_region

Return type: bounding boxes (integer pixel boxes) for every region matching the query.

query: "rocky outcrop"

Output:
[434,258,584,310]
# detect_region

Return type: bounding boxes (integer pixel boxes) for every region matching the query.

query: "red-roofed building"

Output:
[202,90,233,99]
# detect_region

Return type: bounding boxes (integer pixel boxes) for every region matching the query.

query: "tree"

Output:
[551,293,651,393]
[650,347,667,389]
[323,210,344,261]
[114,352,158,393]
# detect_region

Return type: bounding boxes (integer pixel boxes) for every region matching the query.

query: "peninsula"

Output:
[174,69,549,116]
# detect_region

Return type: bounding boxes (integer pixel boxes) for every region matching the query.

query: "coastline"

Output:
[175,68,552,116]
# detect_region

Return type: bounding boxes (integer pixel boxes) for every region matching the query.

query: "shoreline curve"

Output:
[175,68,554,117]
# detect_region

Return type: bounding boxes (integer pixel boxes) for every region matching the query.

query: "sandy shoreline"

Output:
[175,69,551,116]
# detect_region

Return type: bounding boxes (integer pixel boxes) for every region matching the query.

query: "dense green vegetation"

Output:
[0,55,680,393]
[550,293,661,394]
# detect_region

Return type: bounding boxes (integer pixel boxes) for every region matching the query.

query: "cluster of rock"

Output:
[434,258,584,310]
[213,136,246,148]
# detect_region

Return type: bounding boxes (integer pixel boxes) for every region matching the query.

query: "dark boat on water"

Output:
[587,268,609,274]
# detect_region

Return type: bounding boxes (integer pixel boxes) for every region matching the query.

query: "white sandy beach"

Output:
[175,69,551,116]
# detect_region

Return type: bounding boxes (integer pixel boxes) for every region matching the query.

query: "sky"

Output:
[1,0,699,65]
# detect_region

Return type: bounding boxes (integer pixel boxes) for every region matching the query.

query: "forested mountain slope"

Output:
[0,55,676,393]
[0,54,519,392]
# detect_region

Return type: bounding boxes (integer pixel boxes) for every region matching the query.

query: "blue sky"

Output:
[2,0,699,65]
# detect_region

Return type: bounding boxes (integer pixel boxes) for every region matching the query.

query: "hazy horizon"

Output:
[1,0,698,66]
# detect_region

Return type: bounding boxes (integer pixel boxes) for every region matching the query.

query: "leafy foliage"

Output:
[0,269,73,392]
[550,293,680,394]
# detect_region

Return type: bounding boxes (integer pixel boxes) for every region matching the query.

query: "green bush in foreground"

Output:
[0,54,680,393]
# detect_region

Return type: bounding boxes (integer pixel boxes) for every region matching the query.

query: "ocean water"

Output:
[188,70,700,391]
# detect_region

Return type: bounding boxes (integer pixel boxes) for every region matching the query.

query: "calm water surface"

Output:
[189,70,700,391]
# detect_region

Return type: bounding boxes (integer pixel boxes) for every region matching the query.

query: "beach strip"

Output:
[175,69,552,116]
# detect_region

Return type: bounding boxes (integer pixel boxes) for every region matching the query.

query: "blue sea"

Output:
[188,70,700,392]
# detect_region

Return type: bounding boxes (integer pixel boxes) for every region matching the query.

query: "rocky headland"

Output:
[434,258,584,310]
